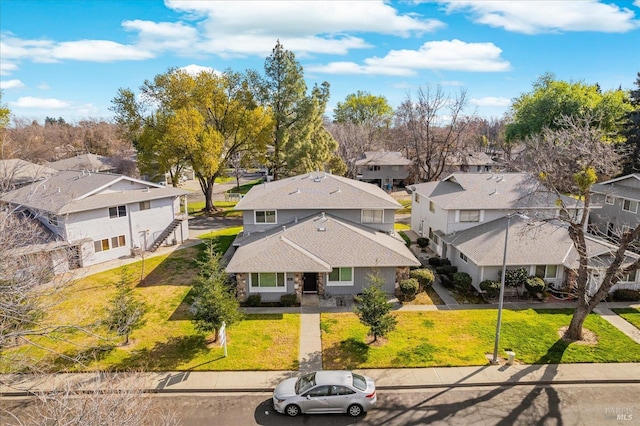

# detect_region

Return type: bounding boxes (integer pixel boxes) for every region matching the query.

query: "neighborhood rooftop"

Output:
[411,173,579,210]
[354,151,412,166]
[0,170,188,215]
[226,213,419,273]
[234,172,401,211]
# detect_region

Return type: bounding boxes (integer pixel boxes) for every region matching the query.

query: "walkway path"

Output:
[594,306,640,344]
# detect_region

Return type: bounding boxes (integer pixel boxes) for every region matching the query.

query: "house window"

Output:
[605,195,615,205]
[535,265,558,279]
[459,252,468,263]
[250,272,285,290]
[94,239,110,253]
[429,201,435,213]
[484,165,491,172]
[368,165,380,171]
[415,193,420,204]
[622,270,637,282]
[111,235,126,248]
[139,201,150,210]
[255,210,276,224]
[109,205,127,218]
[429,228,439,244]
[362,209,383,223]
[459,210,480,222]
[623,199,638,213]
[327,267,353,286]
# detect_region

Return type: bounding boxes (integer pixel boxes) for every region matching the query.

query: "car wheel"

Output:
[347,404,363,417]
[285,404,300,417]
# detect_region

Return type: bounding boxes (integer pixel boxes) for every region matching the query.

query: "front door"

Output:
[303,273,318,293]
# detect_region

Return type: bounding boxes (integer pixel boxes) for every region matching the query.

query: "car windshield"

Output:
[295,372,316,394]
[352,373,367,391]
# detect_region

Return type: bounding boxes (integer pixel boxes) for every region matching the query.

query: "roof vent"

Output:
[143,187,150,192]
[496,176,503,182]
[321,212,325,219]
[490,188,497,195]
[487,173,494,180]
[318,225,326,232]
[294,217,298,223]
[333,186,341,194]
[282,225,286,232]
[56,187,60,193]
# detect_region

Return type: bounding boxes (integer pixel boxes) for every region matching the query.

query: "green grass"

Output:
[227,179,263,195]
[321,309,640,369]
[198,225,243,253]
[397,198,412,214]
[2,227,299,373]
[394,223,410,231]
[612,307,640,329]
[398,231,411,247]
[188,200,238,215]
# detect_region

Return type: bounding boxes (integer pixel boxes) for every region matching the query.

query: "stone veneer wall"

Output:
[294,272,303,302]
[317,273,325,295]
[236,273,248,301]
[396,266,410,287]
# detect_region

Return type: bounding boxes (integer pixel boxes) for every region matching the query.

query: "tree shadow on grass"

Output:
[113,335,208,371]
[323,337,370,370]
[375,337,572,425]
[136,248,201,288]
[51,344,116,371]
[393,342,440,365]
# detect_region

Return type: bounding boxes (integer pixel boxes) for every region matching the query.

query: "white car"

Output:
[272,371,377,417]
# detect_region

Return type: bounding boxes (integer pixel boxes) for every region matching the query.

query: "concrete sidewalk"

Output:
[2,363,640,396]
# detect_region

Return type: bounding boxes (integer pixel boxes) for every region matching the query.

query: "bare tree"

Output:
[325,121,373,178]
[394,85,473,182]
[519,114,640,341]
[3,374,179,425]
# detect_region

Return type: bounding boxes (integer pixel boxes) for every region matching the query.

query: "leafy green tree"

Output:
[103,269,145,346]
[333,91,393,128]
[191,243,242,342]
[111,69,272,211]
[506,73,632,144]
[0,91,10,130]
[258,40,337,179]
[354,271,397,342]
[620,73,640,174]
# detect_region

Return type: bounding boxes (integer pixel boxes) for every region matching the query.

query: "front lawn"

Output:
[321,309,640,369]
[2,230,299,373]
[612,307,640,329]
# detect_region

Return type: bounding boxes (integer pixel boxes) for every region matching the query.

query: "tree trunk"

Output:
[565,300,590,340]
[205,183,215,212]
[214,328,219,342]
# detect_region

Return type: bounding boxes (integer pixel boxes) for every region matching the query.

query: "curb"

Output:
[4,378,639,397]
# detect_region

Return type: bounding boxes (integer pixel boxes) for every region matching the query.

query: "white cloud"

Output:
[1,34,154,64]
[440,80,465,86]
[0,62,18,76]
[37,83,50,90]
[10,96,70,109]
[436,1,640,34]
[0,79,25,89]
[160,0,444,57]
[179,64,220,76]
[122,20,200,52]
[308,39,511,76]
[470,96,511,107]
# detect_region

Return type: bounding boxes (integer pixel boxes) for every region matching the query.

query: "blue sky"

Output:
[1,0,639,123]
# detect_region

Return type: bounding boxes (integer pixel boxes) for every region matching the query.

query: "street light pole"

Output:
[492,214,512,364]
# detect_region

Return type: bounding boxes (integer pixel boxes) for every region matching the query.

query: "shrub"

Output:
[453,272,473,293]
[525,276,546,296]
[417,237,430,248]
[439,258,452,266]
[440,274,454,289]
[399,232,411,247]
[246,294,261,307]
[501,267,528,288]
[435,265,458,278]
[428,257,441,267]
[399,278,420,301]
[612,289,640,301]
[280,294,298,307]
[410,269,435,289]
[480,280,500,298]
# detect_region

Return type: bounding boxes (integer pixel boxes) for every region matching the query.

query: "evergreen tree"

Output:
[191,243,242,342]
[103,269,145,346]
[354,271,397,342]
[620,73,640,175]
[259,40,337,179]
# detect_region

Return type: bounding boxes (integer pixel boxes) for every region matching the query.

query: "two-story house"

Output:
[226,172,420,302]
[1,170,189,272]
[590,174,640,242]
[355,151,412,191]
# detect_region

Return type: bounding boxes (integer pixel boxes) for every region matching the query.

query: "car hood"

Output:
[274,377,298,399]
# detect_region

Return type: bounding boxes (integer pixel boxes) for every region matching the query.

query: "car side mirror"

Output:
[305,395,311,400]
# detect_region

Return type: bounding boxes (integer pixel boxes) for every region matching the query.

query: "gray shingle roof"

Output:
[443,216,632,268]
[47,153,116,172]
[592,176,640,201]
[355,151,412,166]
[234,172,400,211]
[0,159,58,186]
[0,170,187,214]
[411,173,578,210]
[226,213,420,273]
